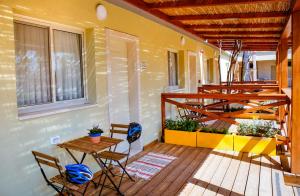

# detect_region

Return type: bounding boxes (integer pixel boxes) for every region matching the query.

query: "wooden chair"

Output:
[32,151,100,196]
[98,123,138,195]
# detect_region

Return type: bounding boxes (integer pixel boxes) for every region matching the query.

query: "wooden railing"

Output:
[161,92,290,141]
[198,84,280,94]
[220,80,277,84]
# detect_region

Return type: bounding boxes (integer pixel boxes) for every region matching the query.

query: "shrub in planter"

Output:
[88,125,104,143]
[234,120,279,155]
[197,127,234,150]
[164,119,199,147]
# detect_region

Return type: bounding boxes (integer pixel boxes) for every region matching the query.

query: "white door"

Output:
[106,29,142,155]
[188,52,198,93]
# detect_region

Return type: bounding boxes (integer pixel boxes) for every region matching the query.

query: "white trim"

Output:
[187,51,198,92]
[13,14,85,33]
[18,103,97,120]
[167,50,180,88]
[105,28,142,124]
[14,14,89,116]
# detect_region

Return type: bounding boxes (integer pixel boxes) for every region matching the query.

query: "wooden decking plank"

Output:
[216,151,243,196]
[178,147,219,196]
[202,151,234,196]
[244,155,261,196]
[271,156,294,196]
[98,143,293,196]
[149,147,202,195]
[188,150,225,195]
[163,148,212,195]
[131,145,189,195]
[259,155,273,196]
[231,152,251,196]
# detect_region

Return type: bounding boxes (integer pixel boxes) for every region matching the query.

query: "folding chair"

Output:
[98,123,141,195]
[32,151,99,196]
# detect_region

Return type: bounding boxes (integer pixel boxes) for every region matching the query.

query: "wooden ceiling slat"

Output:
[204,36,279,40]
[197,30,281,35]
[170,11,288,21]
[185,23,284,29]
[148,0,289,9]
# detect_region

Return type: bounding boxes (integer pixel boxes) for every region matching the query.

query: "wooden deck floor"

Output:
[101,142,300,196]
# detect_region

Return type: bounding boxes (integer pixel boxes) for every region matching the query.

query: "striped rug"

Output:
[125,152,176,180]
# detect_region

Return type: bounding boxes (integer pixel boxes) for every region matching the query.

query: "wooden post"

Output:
[161,95,166,142]
[277,45,282,89]
[280,38,289,89]
[291,10,300,175]
[279,38,289,124]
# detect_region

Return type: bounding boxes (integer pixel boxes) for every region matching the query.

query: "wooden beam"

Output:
[281,16,292,39]
[205,36,279,41]
[186,23,284,29]
[197,30,281,35]
[280,38,289,88]
[293,0,300,11]
[291,10,300,175]
[149,0,289,9]
[170,12,288,21]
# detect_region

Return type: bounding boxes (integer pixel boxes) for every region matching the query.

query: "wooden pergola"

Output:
[124,0,300,180]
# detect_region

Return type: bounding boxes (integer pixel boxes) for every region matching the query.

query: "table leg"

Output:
[92,153,124,196]
[65,148,80,164]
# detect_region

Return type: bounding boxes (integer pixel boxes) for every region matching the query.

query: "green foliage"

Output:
[237,120,279,138]
[224,107,244,112]
[200,127,229,134]
[88,125,104,135]
[165,119,199,132]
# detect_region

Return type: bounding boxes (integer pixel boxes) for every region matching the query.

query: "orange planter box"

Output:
[233,135,276,156]
[164,129,197,147]
[197,132,234,150]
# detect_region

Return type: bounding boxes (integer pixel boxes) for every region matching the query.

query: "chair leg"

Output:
[117,161,134,182]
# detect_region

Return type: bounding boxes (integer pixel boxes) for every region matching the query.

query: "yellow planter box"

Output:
[233,135,276,156]
[164,129,197,147]
[197,132,234,150]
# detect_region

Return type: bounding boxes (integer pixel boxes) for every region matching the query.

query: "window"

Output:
[14,19,86,115]
[167,51,179,86]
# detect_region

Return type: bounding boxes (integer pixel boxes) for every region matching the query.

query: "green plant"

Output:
[88,125,104,135]
[165,119,199,132]
[236,120,279,138]
[224,107,244,112]
[200,127,229,134]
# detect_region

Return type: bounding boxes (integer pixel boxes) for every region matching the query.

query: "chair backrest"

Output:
[32,151,63,179]
[110,124,129,136]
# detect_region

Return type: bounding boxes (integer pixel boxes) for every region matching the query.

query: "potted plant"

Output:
[197,127,234,150]
[164,119,199,147]
[88,125,104,143]
[234,120,279,155]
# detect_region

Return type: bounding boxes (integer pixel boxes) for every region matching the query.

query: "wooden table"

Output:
[58,136,124,195]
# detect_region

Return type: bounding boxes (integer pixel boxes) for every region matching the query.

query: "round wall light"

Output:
[96,4,107,21]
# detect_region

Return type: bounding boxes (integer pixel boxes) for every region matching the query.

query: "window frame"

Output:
[14,15,88,116]
[167,49,179,88]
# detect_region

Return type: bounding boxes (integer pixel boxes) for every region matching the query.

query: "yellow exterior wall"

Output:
[0,1,218,195]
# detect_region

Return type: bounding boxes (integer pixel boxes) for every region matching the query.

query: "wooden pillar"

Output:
[280,38,289,89]
[291,10,300,174]
[277,46,282,87]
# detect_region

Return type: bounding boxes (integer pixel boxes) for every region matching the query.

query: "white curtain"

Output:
[168,51,178,86]
[53,30,84,101]
[14,22,51,107]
